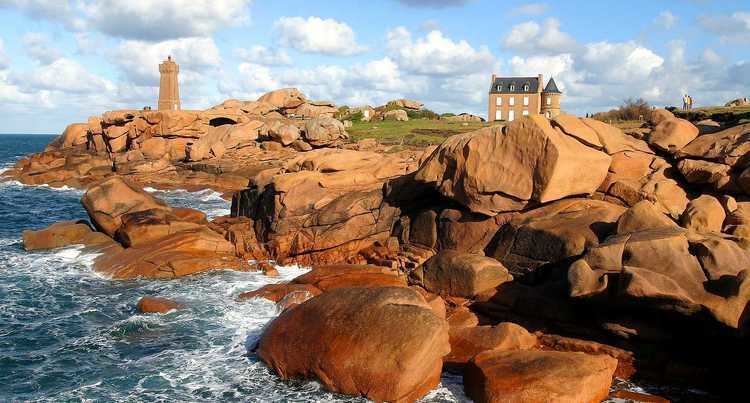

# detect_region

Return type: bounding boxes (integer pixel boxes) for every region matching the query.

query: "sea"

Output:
[0,134,468,402]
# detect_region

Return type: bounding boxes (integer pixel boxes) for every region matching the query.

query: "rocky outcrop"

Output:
[446,323,536,365]
[568,227,750,329]
[647,118,699,153]
[383,109,409,121]
[414,115,611,216]
[257,287,450,402]
[136,296,181,313]
[232,149,421,264]
[22,220,112,250]
[464,350,618,403]
[410,250,513,297]
[488,199,626,277]
[81,177,171,236]
[290,264,406,291]
[674,123,750,194]
[444,113,484,122]
[387,99,423,110]
[4,88,350,194]
[302,117,348,147]
[681,195,725,233]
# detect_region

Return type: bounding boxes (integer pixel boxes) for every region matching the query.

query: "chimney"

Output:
[491,74,496,85]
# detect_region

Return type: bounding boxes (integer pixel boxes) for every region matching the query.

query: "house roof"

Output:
[489,77,540,94]
[543,77,562,94]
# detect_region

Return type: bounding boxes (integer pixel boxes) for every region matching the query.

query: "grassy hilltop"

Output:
[347,119,493,147]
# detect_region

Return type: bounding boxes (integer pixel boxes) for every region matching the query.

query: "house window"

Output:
[496,96,502,106]
[508,110,515,122]
[523,96,529,106]
[509,84,515,91]
[546,97,552,106]
[523,110,529,116]
[496,85,502,91]
[523,83,530,91]
[509,97,515,106]
[495,110,502,121]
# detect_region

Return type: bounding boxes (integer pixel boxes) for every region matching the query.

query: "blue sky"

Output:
[0,0,749,133]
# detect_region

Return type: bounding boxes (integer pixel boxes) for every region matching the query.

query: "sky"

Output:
[0,0,749,133]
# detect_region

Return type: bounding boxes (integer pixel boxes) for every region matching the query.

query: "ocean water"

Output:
[0,134,467,402]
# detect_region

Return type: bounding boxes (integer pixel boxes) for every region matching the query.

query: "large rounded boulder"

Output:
[414,115,611,215]
[303,117,348,147]
[464,350,618,403]
[410,250,512,298]
[257,286,450,402]
[81,177,170,236]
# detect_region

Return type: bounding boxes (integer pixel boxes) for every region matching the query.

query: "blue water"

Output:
[0,135,465,402]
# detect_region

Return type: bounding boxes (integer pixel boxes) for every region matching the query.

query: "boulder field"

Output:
[14,102,750,401]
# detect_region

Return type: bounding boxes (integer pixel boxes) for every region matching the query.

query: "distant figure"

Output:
[682,94,689,111]
[688,95,694,110]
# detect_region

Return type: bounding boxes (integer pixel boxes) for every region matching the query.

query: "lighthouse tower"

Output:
[158,56,180,111]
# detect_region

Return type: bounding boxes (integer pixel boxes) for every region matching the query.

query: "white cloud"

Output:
[274,16,366,56]
[22,32,62,65]
[655,10,677,29]
[511,3,547,16]
[219,62,280,99]
[10,58,115,94]
[1,0,252,41]
[396,0,472,8]
[387,27,496,75]
[581,41,663,82]
[0,0,74,22]
[0,39,9,70]
[699,12,750,43]
[729,61,750,86]
[81,0,251,41]
[503,18,578,54]
[702,48,722,65]
[113,37,221,86]
[235,45,291,66]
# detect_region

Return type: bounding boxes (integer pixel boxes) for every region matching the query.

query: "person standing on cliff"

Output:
[689,94,694,110]
[682,94,689,111]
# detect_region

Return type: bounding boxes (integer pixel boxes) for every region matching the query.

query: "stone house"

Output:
[488,74,562,122]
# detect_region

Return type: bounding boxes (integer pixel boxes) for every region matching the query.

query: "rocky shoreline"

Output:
[6,88,749,401]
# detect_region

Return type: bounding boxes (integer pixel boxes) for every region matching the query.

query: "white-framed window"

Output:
[509,84,515,91]
[495,110,502,121]
[523,83,530,91]
[496,85,502,91]
[496,96,502,106]
[546,97,551,106]
[523,110,529,116]
[508,110,515,122]
[509,97,515,106]
[523,96,529,106]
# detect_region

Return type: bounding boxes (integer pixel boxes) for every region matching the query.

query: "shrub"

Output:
[592,98,653,122]
[349,111,364,122]
[406,108,439,120]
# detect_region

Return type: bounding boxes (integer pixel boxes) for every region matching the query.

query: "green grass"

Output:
[673,106,750,125]
[347,119,494,147]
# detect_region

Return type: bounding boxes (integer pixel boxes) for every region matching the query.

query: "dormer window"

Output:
[496,85,502,91]
[523,83,530,91]
[509,84,515,91]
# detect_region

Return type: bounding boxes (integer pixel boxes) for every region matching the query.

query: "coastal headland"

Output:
[6,86,750,402]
